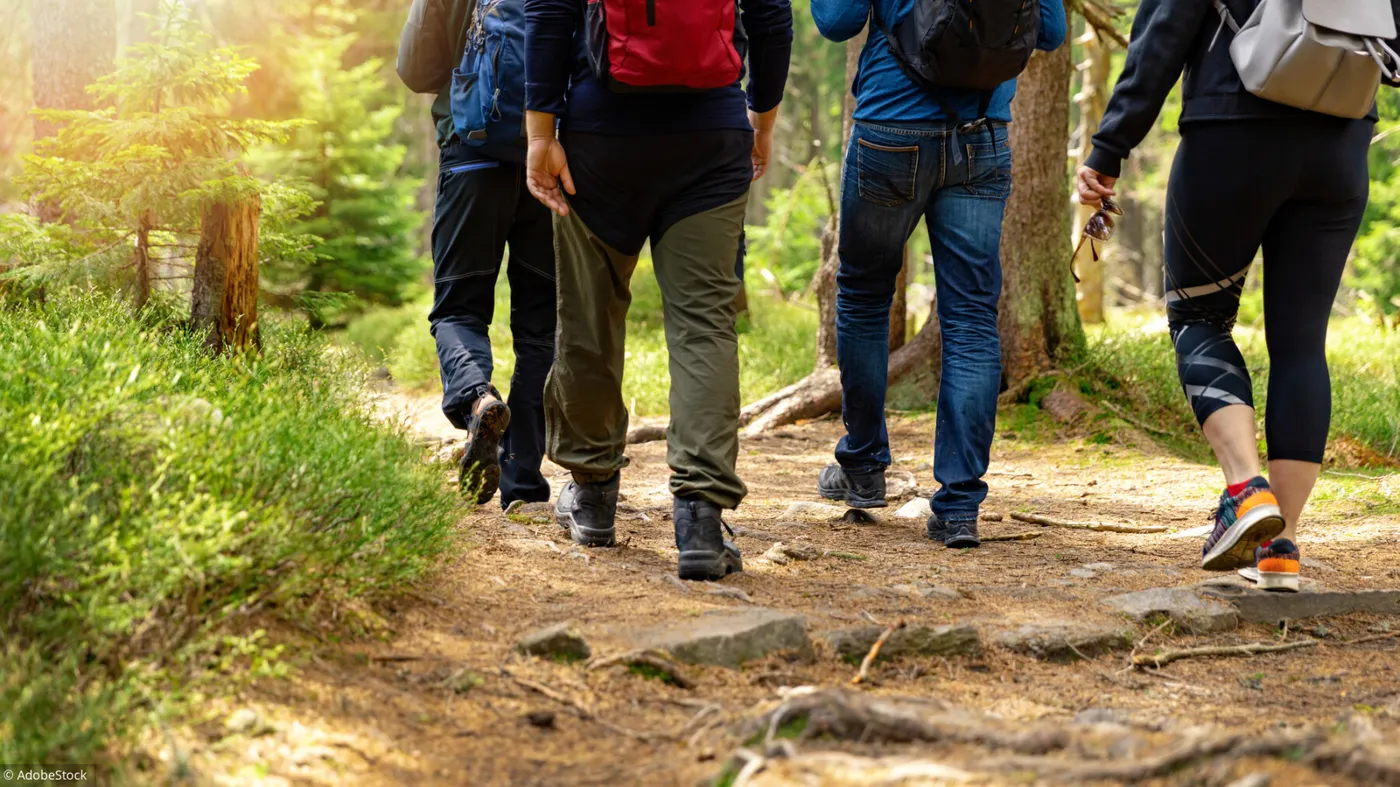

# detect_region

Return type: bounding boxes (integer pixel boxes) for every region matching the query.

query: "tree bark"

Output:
[999,47,1082,388]
[133,216,152,311]
[31,0,115,142]
[1072,27,1111,324]
[192,195,263,355]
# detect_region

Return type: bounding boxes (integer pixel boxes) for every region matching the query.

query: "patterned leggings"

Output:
[1164,116,1371,464]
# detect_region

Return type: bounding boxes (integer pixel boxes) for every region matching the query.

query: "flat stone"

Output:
[516,622,591,662]
[1104,587,1239,634]
[819,624,981,663]
[895,497,932,520]
[778,542,822,561]
[621,608,812,669]
[996,621,1133,662]
[888,582,963,601]
[781,501,847,521]
[1200,587,1400,623]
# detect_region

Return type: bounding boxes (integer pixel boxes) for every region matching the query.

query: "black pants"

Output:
[1165,117,1372,464]
[430,144,556,506]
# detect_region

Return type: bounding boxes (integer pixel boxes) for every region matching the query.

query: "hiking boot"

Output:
[1238,538,1301,593]
[460,393,510,505]
[555,475,619,548]
[674,497,743,581]
[927,514,980,549]
[1201,476,1286,571]
[817,464,887,509]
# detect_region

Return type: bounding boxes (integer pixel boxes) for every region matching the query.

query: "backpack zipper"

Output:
[646,0,656,26]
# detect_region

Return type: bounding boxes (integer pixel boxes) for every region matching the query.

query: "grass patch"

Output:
[627,662,683,686]
[0,291,459,765]
[1081,315,1400,465]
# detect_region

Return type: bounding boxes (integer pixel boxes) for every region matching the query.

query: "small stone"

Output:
[506,502,554,525]
[842,509,878,524]
[819,624,982,663]
[1104,587,1239,634]
[885,471,919,500]
[779,543,822,561]
[762,543,791,565]
[781,501,847,521]
[1312,625,1331,639]
[516,622,592,662]
[996,621,1134,662]
[525,710,556,729]
[224,708,261,736]
[888,582,963,601]
[895,497,932,520]
[619,608,812,669]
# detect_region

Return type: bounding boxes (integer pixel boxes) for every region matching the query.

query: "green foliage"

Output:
[250,0,426,323]
[0,290,459,763]
[746,159,837,295]
[1353,89,1400,326]
[7,1,314,298]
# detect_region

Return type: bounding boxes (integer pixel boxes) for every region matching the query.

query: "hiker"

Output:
[398,0,555,509]
[523,0,792,580]
[811,0,1066,548]
[1077,0,1400,590]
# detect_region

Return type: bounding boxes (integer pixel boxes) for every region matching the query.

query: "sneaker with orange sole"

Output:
[1238,539,1301,593]
[1201,476,1286,571]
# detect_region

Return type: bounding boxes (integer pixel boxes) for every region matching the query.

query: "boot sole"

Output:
[1201,504,1286,571]
[678,550,743,582]
[461,401,510,505]
[555,510,616,548]
[818,488,888,510]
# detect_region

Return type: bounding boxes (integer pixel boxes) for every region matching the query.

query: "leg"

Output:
[500,173,557,507]
[832,124,931,475]
[1260,192,1368,541]
[429,155,512,430]
[542,203,639,483]
[650,193,750,509]
[926,126,1012,525]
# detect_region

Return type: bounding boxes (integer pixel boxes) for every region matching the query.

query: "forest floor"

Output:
[173,393,1400,786]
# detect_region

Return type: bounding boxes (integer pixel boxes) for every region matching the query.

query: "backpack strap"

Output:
[1210,0,1241,52]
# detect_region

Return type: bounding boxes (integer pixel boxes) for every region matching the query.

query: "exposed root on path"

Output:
[1010,511,1169,534]
[1134,631,1400,669]
[587,649,696,690]
[850,620,905,685]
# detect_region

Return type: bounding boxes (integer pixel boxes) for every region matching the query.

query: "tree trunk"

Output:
[890,245,910,351]
[192,195,263,354]
[132,217,152,310]
[31,0,115,142]
[1072,28,1111,324]
[999,46,1082,388]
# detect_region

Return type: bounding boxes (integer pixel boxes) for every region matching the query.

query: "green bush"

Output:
[0,292,459,764]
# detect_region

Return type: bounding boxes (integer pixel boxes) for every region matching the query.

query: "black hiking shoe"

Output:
[674,497,743,581]
[460,394,510,505]
[555,475,619,548]
[817,464,888,509]
[927,515,980,549]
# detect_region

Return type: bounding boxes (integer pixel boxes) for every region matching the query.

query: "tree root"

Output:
[990,732,1323,782]
[586,649,695,690]
[1134,631,1400,669]
[1010,511,1168,534]
[625,424,667,445]
[981,531,1043,542]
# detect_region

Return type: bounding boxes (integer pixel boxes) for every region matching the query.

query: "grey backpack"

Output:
[1212,0,1399,118]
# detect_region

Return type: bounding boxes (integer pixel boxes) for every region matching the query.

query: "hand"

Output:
[525,136,575,217]
[749,107,779,181]
[1076,166,1118,208]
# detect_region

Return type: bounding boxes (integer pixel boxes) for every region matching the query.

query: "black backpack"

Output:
[878,0,1041,97]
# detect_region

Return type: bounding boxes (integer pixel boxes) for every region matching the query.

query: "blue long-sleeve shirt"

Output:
[813,0,1067,123]
[525,0,794,135]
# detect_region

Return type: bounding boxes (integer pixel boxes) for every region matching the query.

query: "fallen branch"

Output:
[980,531,1043,542]
[626,423,667,445]
[993,732,1320,782]
[1133,639,1320,668]
[503,668,664,740]
[852,620,906,685]
[1099,399,1179,437]
[1010,512,1168,534]
[587,649,696,690]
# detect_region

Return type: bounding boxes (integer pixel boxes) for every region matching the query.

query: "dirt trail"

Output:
[181,394,1400,786]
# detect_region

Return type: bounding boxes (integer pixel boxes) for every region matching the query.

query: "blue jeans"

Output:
[430,144,555,508]
[834,120,1012,521]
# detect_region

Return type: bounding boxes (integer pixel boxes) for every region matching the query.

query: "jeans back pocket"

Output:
[857,138,919,207]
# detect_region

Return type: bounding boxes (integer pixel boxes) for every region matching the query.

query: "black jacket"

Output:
[397,0,475,148]
[1088,0,1400,177]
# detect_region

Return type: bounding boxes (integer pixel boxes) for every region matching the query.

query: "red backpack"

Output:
[585,0,745,91]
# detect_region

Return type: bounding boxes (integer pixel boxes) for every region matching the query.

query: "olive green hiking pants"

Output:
[545,194,750,509]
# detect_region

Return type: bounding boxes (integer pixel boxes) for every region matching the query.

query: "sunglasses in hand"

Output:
[1071,195,1122,284]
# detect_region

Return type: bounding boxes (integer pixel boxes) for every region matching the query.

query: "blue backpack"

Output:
[451,0,526,164]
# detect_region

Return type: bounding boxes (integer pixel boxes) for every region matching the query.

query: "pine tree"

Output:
[251,0,426,326]
[14,1,311,308]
